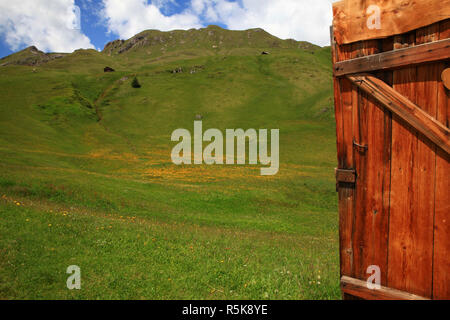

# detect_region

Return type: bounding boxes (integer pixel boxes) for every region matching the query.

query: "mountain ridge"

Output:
[102,25,319,56]
[1,26,322,66]
[0,45,68,67]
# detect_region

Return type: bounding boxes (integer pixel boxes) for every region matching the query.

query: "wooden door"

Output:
[333,22,450,300]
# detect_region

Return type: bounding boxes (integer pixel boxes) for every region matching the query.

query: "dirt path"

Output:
[92,75,138,153]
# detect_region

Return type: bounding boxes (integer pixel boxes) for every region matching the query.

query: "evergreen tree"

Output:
[131,77,141,88]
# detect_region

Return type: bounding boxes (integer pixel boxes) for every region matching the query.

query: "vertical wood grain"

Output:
[413,24,439,298]
[389,31,419,295]
[334,13,449,301]
[433,19,450,300]
[351,39,391,284]
[388,24,439,298]
[336,42,357,279]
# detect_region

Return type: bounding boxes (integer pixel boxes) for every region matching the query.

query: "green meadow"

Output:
[0,26,339,299]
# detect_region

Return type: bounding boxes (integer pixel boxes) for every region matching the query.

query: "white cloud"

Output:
[101,0,202,39]
[194,0,338,46]
[101,0,338,46]
[0,0,338,52]
[0,0,94,53]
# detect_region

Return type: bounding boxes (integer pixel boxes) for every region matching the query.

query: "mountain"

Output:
[0,46,67,67]
[0,26,333,153]
[103,25,319,56]
[0,27,339,299]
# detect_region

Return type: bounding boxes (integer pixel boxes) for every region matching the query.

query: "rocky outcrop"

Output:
[0,46,66,67]
[103,39,125,56]
[104,33,165,55]
[171,67,183,74]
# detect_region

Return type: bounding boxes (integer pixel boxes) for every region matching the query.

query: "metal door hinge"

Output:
[335,168,357,191]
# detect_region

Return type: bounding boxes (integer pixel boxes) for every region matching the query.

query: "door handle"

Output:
[353,140,368,152]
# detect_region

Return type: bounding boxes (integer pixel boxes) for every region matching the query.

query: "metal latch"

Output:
[335,168,357,191]
[353,140,368,153]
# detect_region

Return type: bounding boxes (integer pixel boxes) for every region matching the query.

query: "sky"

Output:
[0,0,338,58]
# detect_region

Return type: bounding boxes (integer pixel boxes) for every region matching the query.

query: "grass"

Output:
[0,27,339,300]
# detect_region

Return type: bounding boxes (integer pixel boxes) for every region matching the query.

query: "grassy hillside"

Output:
[0,26,339,299]
[0,46,68,67]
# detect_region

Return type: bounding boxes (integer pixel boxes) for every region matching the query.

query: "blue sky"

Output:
[75,0,117,52]
[0,0,336,58]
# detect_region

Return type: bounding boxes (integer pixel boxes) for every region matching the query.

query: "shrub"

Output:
[131,77,141,88]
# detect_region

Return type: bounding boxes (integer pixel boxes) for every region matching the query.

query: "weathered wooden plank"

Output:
[433,64,450,300]
[334,38,450,76]
[351,77,366,282]
[341,45,356,170]
[341,276,430,300]
[332,30,355,282]
[433,21,450,300]
[413,26,439,300]
[441,20,450,127]
[347,74,450,155]
[339,83,356,280]
[440,18,450,40]
[377,39,394,231]
[333,0,450,44]
[387,27,438,299]
[414,27,440,295]
[388,52,420,296]
[376,37,394,85]
[353,94,391,284]
[378,37,393,289]
[341,41,367,280]
[349,40,391,284]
